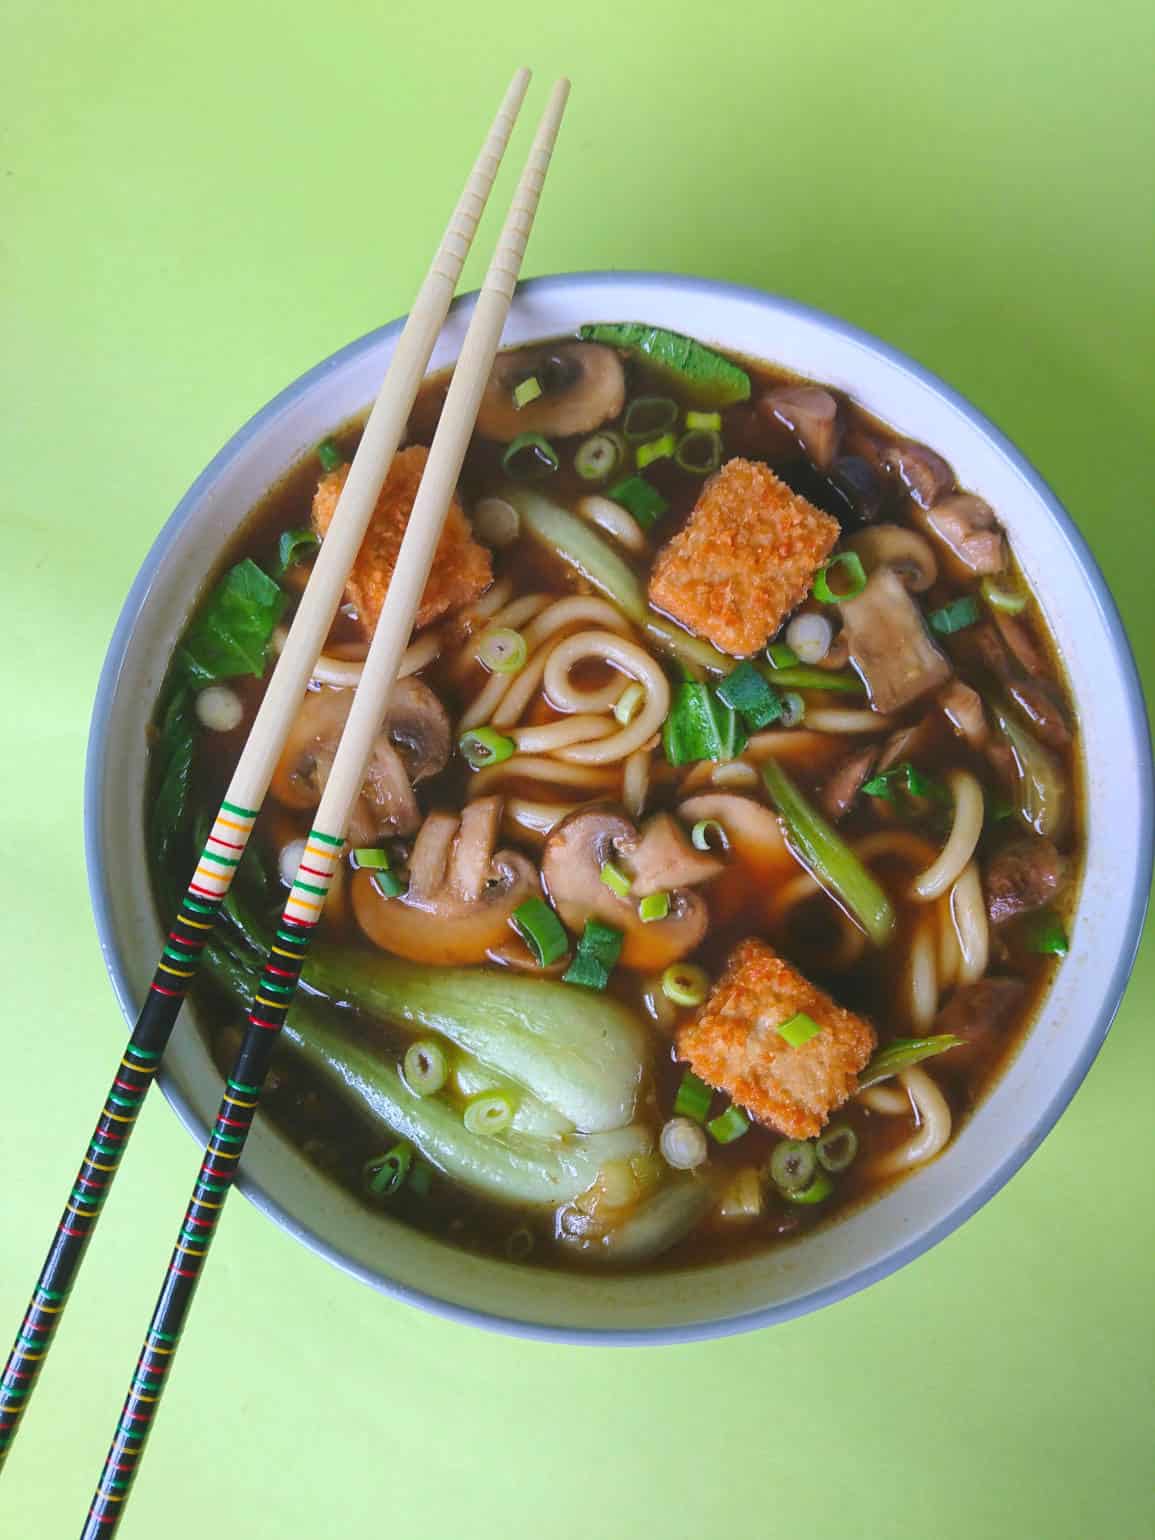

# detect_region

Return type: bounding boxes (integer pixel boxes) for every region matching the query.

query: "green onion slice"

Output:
[707,1105,749,1144]
[638,891,670,924]
[757,662,864,695]
[766,642,800,669]
[275,527,320,577]
[317,437,344,473]
[403,1040,448,1097]
[672,1069,713,1120]
[574,431,625,482]
[813,551,868,604]
[606,475,669,529]
[477,627,527,675]
[862,761,944,802]
[513,376,542,409]
[675,429,723,476]
[459,726,516,770]
[463,1093,514,1136]
[685,409,722,432]
[599,861,631,898]
[779,691,806,728]
[777,1011,822,1048]
[769,1139,817,1195]
[623,396,679,443]
[761,759,896,946]
[501,433,560,480]
[370,870,406,899]
[785,1169,833,1205]
[857,1034,964,1090]
[690,819,727,852]
[510,896,568,967]
[613,681,646,725]
[636,432,677,471]
[563,919,623,991]
[1024,908,1070,957]
[716,660,782,729]
[981,577,1028,615]
[661,963,710,1007]
[363,1143,412,1198]
[816,1124,858,1173]
[352,847,390,869]
[928,596,980,635]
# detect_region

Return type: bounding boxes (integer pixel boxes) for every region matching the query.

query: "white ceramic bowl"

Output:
[86,273,1153,1342]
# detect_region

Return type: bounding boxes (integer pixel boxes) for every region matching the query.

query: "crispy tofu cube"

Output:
[676,938,875,1138]
[312,445,492,634]
[648,458,840,657]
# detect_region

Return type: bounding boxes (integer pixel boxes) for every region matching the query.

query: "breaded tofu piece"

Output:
[312,445,492,633]
[648,458,840,657]
[676,938,875,1138]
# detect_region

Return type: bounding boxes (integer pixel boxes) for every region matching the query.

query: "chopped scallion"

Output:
[769,1139,817,1194]
[766,642,800,669]
[403,1040,448,1097]
[928,596,980,635]
[614,681,646,725]
[463,1092,514,1136]
[317,437,344,473]
[574,431,625,482]
[685,409,722,432]
[638,891,670,924]
[690,818,727,852]
[661,963,710,1007]
[501,432,559,480]
[363,1143,412,1198]
[813,551,868,604]
[981,577,1028,615]
[1024,909,1070,957]
[816,1124,858,1173]
[513,376,542,409]
[370,870,405,899]
[673,1070,713,1121]
[857,1034,964,1090]
[785,1169,833,1205]
[675,428,723,475]
[459,726,516,770]
[352,847,390,869]
[635,432,677,471]
[599,861,631,898]
[707,1105,750,1144]
[623,396,679,443]
[716,660,782,729]
[779,691,806,728]
[477,627,527,674]
[275,527,320,577]
[563,919,623,991]
[510,897,568,967]
[757,662,864,695]
[777,1011,822,1048]
[607,475,669,529]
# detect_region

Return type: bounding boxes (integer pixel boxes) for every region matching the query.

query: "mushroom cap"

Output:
[541,806,711,971]
[881,442,954,509]
[270,678,450,839]
[476,343,626,443]
[352,797,539,965]
[845,523,938,593]
[676,792,792,927]
[759,385,840,470]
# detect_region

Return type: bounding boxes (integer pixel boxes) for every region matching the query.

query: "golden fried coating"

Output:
[648,458,840,657]
[676,938,875,1138]
[312,445,491,633]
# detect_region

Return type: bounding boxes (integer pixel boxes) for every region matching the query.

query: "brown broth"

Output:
[149,335,1083,1274]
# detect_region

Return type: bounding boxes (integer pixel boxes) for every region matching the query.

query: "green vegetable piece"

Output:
[673,1070,713,1122]
[1023,908,1070,957]
[928,596,980,635]
[574,431,624,482]
[707,1105,750,1144]
[317,437,344,473]
[779,691,806,727]
[756,662,864,695]
[862,761,944,803]
[638,891,670,923]
[766,642,800,669]
[502,432,559,480]
[813,551,867,604]
[761,759,896,947]
[403,1040,448,1097]
[352,847,390,869]
[599,861,631,898]
[623,396,678,443]
[990,701,1068,840]
[662,681,747,766]
[981,577,1028,615]
[635,432,677,471]
[275,526,320,578]
[370,870,405,899]
[815,1124,858,1173]
[513,376,542,409]
[459,726,516,770]
[769,1139,817,1194]
[364,1142,412,1198]
[685,410,722,432]
[674,429,723,476]
[579,322,751,407]
[510,897,569,967]
[785,1169,833,1205]
[857,1035,964,1090]
[149,686,196,890]
[607,474,669,529]
[563,920,624,992]
[463,1092,514,1136]
[777,1011,822,1047]
[716,660,782,729]
[176,558,287,687]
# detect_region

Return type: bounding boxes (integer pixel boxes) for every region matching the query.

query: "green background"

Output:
[3,0,1153,1535]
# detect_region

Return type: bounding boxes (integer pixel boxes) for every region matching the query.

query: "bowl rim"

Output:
[85,270,1154,1345]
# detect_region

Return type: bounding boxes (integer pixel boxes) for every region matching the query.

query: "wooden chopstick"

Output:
[0,66,531,1478]
[80,78,571,1539]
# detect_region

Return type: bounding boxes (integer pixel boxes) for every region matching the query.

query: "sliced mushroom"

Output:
[476,343,626,442]
[625,812,723,898]
[760,385,840,469]
[676,793,792,925]
[881,442,954,509]
[845,523,938,592]
[352,796,539,965]
[819,746,878,822]
[270,679,450,841]
[541,807,711,971]
[839,566,953,714]
[938,679,989,750]
[924,493,1007,575]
